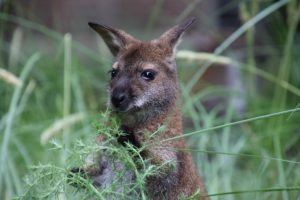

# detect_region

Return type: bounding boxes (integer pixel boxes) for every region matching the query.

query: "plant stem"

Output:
[0,53,40,192]
[268,2,300,200]
[186,0,290,93]
[206,186,300,197]
[245,0,259,99]
[61,34,72,163]
[158,106,300,144]
[144,0,164,37]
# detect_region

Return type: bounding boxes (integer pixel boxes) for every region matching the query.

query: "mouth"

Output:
[109,95,147,113]
[110,104,139,113]
[111,106,130,113]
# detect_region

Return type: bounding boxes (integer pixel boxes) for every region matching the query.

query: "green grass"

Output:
[1,0,300,199]
[18,112,155,200]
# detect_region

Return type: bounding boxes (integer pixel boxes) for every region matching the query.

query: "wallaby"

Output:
[86,18,208,200]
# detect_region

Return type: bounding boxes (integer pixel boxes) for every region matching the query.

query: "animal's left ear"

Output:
[88,22,138,57]
[158,17,196,58]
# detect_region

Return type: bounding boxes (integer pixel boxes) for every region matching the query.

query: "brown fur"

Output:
[88,18,208,200]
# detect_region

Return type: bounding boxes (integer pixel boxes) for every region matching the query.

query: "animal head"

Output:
[89,18,195,115]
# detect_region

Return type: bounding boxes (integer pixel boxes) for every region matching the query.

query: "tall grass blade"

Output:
[0,53,40,192]
[207,186,300,197]
[61,34,72,163]
[177,50,300,97]
[0,68,22,86]
[268,3,300,200]
[159,107,300,143]
[40,113,85,145]
[186,0,290,93]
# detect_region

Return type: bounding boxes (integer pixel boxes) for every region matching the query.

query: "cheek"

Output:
[108,80,116,91]
[128,80,143,98]
[141,81,165,100]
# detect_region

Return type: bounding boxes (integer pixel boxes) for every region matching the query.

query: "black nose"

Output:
[111,91,128,108]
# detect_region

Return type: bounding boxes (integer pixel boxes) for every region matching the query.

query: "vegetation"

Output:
[0,0,300,199]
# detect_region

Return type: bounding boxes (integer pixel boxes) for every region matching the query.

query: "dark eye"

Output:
[110,69,118,79]
[141,70,156,81]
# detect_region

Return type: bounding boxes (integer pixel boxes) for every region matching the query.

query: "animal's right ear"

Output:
[88,23,138,56]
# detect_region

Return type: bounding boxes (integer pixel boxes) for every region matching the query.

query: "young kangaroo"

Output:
[88,18,208,200]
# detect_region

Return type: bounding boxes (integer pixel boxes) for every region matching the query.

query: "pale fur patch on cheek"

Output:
[134,95,148,107]
[133,87,159,108]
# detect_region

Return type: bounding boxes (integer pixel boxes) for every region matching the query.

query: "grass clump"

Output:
[18,112,159,200]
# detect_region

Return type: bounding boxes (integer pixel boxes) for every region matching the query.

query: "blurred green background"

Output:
[0,0,300,199]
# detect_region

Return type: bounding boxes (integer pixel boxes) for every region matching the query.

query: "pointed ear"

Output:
[158,18,196,56]
[88,22,138,56]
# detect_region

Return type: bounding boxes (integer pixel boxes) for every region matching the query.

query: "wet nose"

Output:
[111,90,128,108]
